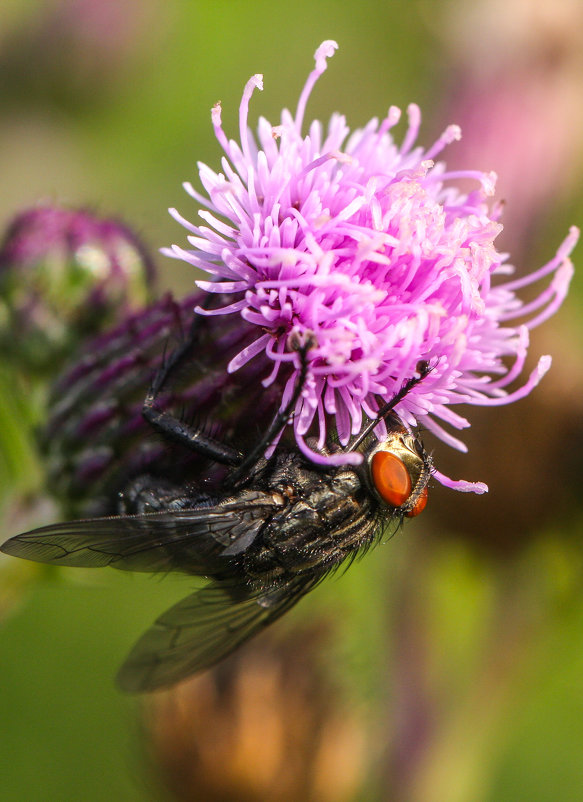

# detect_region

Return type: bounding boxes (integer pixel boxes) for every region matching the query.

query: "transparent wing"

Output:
[117,576,320,693]
[0,499,274,575]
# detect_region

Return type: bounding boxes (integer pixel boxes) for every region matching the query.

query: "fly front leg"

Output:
[226,332,316,488]
[142,305,243,466]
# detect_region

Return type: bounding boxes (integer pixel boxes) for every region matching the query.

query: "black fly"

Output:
[1,314,432,693]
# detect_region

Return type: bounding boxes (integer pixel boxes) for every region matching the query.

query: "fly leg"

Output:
[142,302,243,466]
[226,332,315,487]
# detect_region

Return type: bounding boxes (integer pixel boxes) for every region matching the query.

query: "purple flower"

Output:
[164,40,578,493]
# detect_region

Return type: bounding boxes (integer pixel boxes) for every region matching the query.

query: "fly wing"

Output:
[117,576,320,693]
[0,494,280,575]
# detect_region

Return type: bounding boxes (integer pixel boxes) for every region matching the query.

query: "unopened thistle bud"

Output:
[0,205,156,374]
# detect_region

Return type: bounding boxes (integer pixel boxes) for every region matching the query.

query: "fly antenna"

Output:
[348,360,434,453]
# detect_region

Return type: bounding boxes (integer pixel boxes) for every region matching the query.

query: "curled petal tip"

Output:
[537,354,552,376]
[483,171,497,195]
[315,40,339,66]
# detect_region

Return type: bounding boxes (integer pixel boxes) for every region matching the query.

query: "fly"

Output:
[1,321,432,693]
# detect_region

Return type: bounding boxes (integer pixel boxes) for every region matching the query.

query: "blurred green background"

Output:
[1,1,582,800]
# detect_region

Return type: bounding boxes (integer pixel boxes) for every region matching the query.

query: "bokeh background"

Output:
[1,1,582,800]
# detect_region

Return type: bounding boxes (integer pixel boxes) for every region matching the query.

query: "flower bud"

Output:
[0,206,156,374]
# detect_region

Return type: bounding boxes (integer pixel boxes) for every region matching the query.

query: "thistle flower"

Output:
[166,40,578,493]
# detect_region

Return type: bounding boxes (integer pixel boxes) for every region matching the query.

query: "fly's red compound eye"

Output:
[371,450,411,508]
[405,486,428,518]
[371,449,429,516]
